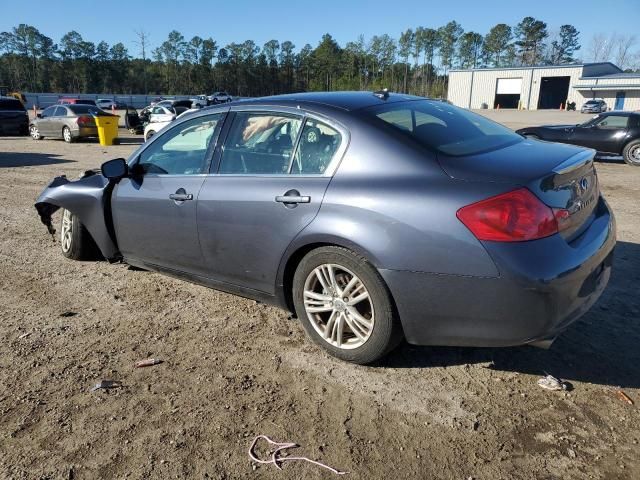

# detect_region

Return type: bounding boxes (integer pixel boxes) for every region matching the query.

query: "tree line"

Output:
[0,19,637,98]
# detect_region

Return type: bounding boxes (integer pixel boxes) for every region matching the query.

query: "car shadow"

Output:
[381,240,640,389]
[0,152,75,168]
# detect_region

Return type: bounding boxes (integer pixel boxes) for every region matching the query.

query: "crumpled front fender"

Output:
[34,171,120,261]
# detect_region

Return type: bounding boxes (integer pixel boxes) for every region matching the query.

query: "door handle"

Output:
[169,192,193,201]
[275,195,310,204]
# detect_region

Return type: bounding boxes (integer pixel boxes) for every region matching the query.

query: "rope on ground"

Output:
[248,435,348,475]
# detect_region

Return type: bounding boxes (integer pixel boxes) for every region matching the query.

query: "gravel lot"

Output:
[1,110,639,479]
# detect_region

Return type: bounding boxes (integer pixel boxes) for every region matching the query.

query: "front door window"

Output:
[137,114,222,175]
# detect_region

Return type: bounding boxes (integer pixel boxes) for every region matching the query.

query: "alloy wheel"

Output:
[30,125,40,140]
[60,210,73,253]
[303,263,374,349]
[63,127,72,143]
[630,145,640,165]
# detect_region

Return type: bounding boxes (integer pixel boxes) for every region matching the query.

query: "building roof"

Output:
[580,72,640,79]
[450,62,624,76]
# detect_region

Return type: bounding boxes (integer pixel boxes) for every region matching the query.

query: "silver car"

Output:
[30,104,107,143]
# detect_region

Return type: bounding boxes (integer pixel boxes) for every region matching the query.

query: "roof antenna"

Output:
[373,88,389,100]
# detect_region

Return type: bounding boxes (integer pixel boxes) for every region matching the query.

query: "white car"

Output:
[207,91,233,104]
[190,95,209,108]
[144,107,198,141]
[96,98,126,110]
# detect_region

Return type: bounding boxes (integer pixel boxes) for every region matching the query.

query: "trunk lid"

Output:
[438,140,599,241]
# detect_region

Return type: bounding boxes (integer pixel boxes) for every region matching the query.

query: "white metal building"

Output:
[448,62,640,111]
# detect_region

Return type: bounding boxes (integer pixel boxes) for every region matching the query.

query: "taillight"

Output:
[456,188,568,242]
[77,116,92,126]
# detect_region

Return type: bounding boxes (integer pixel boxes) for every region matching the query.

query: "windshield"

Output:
[365,100,521,156]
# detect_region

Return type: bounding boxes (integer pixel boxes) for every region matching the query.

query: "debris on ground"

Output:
[248,435,348,475]
[18,332,31,339]
[59,311,78,317]
[615,390,634,405]
[134,358,163,368]
[537,374,569,391]
[90,380,122,392]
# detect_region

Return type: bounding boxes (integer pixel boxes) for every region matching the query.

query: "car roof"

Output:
[246,91,426,112]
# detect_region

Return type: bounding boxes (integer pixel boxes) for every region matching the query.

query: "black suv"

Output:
[0,97,29,135]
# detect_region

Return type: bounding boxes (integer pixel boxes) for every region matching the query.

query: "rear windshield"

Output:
[365,100,521,156]
[0,99,26,111]
[68,104,103,115]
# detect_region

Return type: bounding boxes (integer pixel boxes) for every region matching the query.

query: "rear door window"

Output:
[219,112,302,174]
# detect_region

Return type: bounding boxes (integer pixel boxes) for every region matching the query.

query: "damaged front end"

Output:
[35,170,120,261]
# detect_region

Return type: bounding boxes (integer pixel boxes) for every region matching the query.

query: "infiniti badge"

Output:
[580,177,589,192]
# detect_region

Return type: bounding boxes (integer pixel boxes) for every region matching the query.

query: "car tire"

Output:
[63,126,74,143]
[30,124,43,140]
[622,140,640,166]
[59,209,100,260]
[292,246,403,364]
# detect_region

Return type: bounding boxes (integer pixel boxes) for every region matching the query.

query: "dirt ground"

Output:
[1,110,639,479]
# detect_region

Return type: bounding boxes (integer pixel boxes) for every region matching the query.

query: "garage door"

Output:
[496,78,522,94]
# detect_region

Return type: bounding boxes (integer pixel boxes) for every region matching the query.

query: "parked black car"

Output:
[516,111,640,166]
[0,96,29,135]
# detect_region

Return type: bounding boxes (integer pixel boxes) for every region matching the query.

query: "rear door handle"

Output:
[169,192,193,201]
[275,195,310,204]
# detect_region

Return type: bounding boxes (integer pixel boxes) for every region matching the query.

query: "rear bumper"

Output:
[381,197,616,347]
[72,126,98,138]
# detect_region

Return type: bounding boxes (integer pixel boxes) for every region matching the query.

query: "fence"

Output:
[22,93,196,109]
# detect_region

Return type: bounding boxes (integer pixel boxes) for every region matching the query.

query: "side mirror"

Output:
[101,158,128,181]
[37,113,42,118]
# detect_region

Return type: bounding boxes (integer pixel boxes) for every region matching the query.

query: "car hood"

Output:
[436,137,590,184]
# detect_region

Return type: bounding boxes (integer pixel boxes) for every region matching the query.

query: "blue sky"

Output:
[2,0,638,58]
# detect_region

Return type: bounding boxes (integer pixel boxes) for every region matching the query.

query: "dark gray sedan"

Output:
[35,92,616,364]
[30,104,108,142]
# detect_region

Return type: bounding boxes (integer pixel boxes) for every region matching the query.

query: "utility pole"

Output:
[134,29,149,94]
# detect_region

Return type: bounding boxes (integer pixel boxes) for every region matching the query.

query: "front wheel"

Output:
[623,140,640,166]
[292,246,402,364]
[60,209,100,260]
[30,124,43,140]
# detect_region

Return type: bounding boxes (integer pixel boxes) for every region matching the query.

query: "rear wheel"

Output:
[60,209,100,260]
[623,140,640,166]
[292,246,402,364]
[62,126,74,143]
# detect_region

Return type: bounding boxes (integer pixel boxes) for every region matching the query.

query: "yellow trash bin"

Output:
[94,114,119,146]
